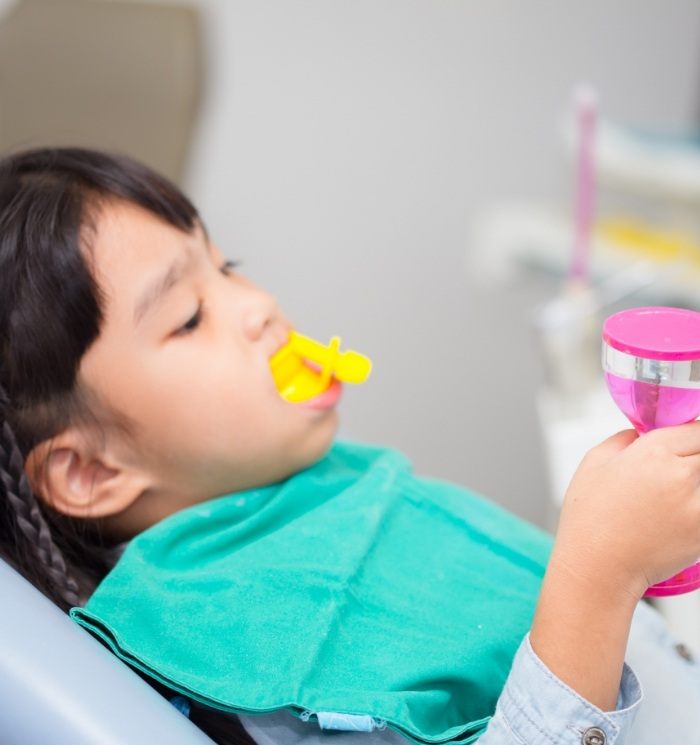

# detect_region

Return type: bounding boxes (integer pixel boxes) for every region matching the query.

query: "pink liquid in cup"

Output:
[603,307,700,597]
[604,374,700,434]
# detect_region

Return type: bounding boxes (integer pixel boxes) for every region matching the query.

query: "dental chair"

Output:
[0,0,202,184]
[0,558,214,744]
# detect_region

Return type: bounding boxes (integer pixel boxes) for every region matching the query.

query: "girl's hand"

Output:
[551,422,700,601]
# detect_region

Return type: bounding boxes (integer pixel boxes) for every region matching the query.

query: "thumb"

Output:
[585,428,639,466]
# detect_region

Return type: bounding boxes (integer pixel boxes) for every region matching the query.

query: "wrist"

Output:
[531,553,639,712]
[547,548,646,607]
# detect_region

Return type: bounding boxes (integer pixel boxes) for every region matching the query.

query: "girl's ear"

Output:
[24,428,151,519]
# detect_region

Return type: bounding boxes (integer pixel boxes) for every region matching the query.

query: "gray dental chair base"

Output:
[0,559,214,745]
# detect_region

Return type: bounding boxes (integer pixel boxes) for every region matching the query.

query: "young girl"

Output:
[3,147,700,745]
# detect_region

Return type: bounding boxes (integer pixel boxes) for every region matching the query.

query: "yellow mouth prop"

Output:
[269,331,372,403]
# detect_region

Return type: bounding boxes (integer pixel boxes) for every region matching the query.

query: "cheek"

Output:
[137,355,282,446]
[139,341,251,403]
[86,336,302,459]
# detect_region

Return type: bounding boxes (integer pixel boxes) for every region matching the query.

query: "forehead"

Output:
[88,199,204,312]
[90,199,201,277]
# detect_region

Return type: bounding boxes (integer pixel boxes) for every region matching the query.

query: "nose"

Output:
[239,280,282,343]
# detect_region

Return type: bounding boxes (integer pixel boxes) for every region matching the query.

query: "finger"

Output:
[681,454,700,474]
[676,454,700,490]
[586,429,639,465]
[650,420,700,457]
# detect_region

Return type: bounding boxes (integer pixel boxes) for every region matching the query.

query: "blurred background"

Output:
[2,0,700,531]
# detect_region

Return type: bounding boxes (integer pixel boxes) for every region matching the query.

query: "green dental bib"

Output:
[71,441,553,744]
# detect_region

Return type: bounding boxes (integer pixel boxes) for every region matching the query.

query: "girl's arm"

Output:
[530,552,638,713]
[529,423,700,710]
[477,423,700,744]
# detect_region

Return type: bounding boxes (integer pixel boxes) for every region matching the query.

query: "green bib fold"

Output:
[71,441,553,744]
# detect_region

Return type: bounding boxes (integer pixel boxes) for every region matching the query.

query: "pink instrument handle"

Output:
[570,86,598,284]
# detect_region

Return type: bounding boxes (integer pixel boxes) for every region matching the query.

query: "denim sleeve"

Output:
[476,633,643,744]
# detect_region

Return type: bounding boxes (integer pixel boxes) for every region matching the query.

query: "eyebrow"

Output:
[133,238,212,326]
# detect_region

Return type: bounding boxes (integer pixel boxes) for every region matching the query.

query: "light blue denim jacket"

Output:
[239,599,700,744]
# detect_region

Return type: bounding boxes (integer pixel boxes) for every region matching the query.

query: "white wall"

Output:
[183,0,700,526]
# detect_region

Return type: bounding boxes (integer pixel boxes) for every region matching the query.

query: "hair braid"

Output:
[0,388,80,609]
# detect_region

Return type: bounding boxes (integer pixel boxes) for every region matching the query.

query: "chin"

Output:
[301,409,339,465]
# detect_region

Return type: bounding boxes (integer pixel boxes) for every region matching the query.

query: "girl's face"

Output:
[75,200,339,533]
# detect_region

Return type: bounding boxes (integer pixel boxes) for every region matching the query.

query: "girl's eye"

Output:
[175,304,203,336]
[220,259,240,276]
[171,260,239,337]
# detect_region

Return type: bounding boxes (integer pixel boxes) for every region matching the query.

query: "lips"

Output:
[298,377,343,410]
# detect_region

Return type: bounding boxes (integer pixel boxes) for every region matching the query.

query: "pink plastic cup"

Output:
[603,306,700,597]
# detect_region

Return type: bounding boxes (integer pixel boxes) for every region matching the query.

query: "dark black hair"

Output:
[0,147,255,745]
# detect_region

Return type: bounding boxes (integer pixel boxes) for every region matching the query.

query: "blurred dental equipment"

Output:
[533,85,600,412]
